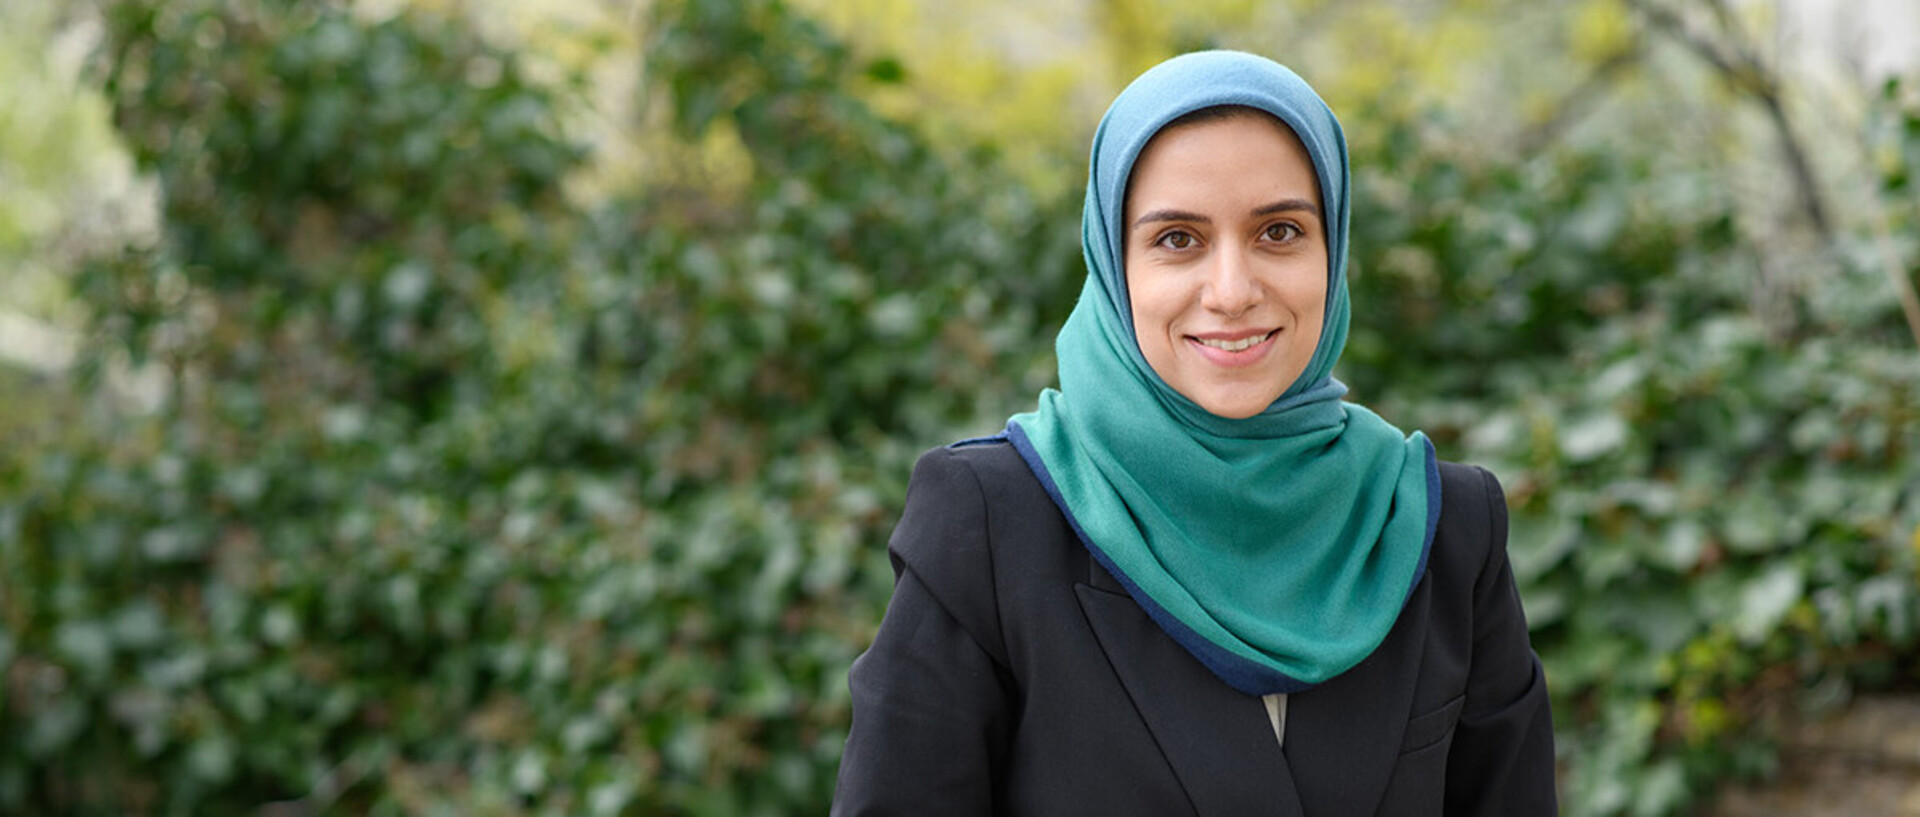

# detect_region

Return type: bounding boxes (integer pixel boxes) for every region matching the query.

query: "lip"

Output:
[1185,328,1279,367]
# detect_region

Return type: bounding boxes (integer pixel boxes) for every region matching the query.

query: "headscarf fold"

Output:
[1005,51,1439,695]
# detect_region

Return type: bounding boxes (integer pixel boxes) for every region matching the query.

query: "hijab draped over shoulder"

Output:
[1005,51,1440,695]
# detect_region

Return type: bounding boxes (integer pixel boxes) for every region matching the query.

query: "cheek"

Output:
[1300,283,1329,323]
[1124,273,1184,376]
[1124,266,1174,330]
[1286,261,1331,320]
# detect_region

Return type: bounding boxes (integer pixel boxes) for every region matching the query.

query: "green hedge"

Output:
[1,1,1917,815]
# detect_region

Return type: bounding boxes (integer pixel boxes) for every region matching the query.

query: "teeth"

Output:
[1197,332,1272,352]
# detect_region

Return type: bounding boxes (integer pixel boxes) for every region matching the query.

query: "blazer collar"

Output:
[1077,557,1431,816]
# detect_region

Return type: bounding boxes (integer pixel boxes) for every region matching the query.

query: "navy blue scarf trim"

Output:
[1411,438,1441,605]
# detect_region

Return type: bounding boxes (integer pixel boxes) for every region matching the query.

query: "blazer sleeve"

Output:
[1444,466,1558,816]
[832,447,1014,816]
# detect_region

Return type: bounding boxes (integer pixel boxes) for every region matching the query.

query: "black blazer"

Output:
[833,439,1556,816]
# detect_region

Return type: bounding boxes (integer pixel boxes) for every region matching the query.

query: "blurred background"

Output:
[2,0,1917,814]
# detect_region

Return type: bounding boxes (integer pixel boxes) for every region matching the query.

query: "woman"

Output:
[834,51,1556,815]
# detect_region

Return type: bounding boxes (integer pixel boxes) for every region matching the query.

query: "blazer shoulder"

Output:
[896,438,1047,522]
[1434,460,1506,527]
[885,439,1045,666]
[1431,460,1512,584]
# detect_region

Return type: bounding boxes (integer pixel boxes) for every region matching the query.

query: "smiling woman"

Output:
[835,51,1556,816]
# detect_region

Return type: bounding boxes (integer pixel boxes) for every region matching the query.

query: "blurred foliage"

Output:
[2,0,1077,813]
[0,0,1917,815]
[0,0,145,329]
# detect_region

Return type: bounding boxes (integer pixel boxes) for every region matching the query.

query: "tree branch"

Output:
[1624,0,1831,242]
[1517,45,1642,155]
[1871,211,1920,349]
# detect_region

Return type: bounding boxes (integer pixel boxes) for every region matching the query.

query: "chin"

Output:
[1197,396,1273,420]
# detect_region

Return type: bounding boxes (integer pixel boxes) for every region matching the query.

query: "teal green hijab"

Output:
[1004,51,1439,695]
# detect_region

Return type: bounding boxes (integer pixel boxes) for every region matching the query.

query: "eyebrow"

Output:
[1130,198,1322,232]
[1253,198,1321,219]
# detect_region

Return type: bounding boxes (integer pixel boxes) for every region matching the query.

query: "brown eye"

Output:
[1157,231,1196,250]
[1264,223,1302,243]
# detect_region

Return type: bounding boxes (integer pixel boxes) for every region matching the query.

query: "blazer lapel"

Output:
[1075,564,1305,817]
[1284,574,1433,815]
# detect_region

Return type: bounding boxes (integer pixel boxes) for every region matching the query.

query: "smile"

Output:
[1193,331,1275,352]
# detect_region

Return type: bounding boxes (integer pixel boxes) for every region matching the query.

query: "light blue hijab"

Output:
[1005,51,1439,694]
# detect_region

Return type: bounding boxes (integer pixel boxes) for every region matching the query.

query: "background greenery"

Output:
[1,0,1916,814]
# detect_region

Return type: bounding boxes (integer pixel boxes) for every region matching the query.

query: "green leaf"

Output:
[1733,563,1805,645]
[1560,411,1629,462]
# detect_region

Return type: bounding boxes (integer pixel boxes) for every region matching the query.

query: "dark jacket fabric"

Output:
[832,439,1557,816]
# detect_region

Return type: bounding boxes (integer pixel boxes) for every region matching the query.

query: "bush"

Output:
[1,0,1084,812]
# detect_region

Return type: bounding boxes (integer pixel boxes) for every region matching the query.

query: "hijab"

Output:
[1004,50,1439,695]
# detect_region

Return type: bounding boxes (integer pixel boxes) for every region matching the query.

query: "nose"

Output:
[1200,246,1262,316]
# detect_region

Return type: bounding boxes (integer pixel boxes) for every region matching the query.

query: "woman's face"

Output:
[1123,113,1329,420]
